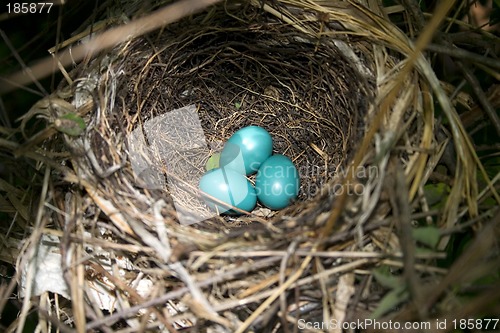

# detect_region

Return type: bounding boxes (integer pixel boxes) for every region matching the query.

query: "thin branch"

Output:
[400,0,426,32]
[456,60,500,136]
[0,0,222,95]
[426,43,500,70]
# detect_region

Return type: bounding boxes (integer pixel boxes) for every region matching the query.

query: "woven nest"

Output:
[78,7,369,228]
[3,0,497,332]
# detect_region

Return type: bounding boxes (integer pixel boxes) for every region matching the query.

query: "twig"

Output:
[169,261,232,328]
[380,259,448,274]
[455,60,500,137]
[389,162,426,319]
[36,308,77,333]
[0,0,223,95]
[189,250,446,259]
[213,259,372,314]
[86,262,177,332]
[426,43,500,70]
[279,241,298,333]
[0,30,47,96]
[400,0,426,33]
[86,257,281,329]
[234,255,313,333]
[16,166,51,333]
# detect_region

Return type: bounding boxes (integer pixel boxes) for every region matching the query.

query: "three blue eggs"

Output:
[199,126,300,215]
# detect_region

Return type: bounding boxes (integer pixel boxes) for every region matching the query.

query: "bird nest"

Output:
[3,0,491,332]
[84,12,368,227]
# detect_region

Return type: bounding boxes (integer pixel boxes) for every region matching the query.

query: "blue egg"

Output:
[199,167,256,215]
[255,155,300,210]
[219,126,273,176]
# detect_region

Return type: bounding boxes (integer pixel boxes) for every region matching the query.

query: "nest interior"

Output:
[78,2,372,229]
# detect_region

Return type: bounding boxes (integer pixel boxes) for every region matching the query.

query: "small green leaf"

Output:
[423,183,449,207]
[205,152,220,171]
[412,226,441,248]
[372,266,403,289]
[415,247,439,256]
[54,112,86,136]
[235,101,242,110]
[370,285,409,319]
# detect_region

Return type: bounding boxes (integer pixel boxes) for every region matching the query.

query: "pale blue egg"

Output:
[255,155,300,210]
[199,167,256,215]
[219,126,273,176]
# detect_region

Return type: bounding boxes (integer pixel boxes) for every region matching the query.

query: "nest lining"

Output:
[79,6,372,226]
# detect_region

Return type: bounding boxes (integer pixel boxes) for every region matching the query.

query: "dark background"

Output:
[0,1,99,124]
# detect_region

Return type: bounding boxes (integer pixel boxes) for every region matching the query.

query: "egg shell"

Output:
[199,167,256,215]
[219,126,273,176]
[255,155,300,210]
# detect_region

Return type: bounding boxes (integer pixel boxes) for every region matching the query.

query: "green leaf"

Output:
[415,247,439,256]
[54,112,86,136]
[370,285,409,319]
[372,266,403,289]
[423,183,449,207]
[235,101,242,110]
[412,226,441,248]
[205,152,220,171]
